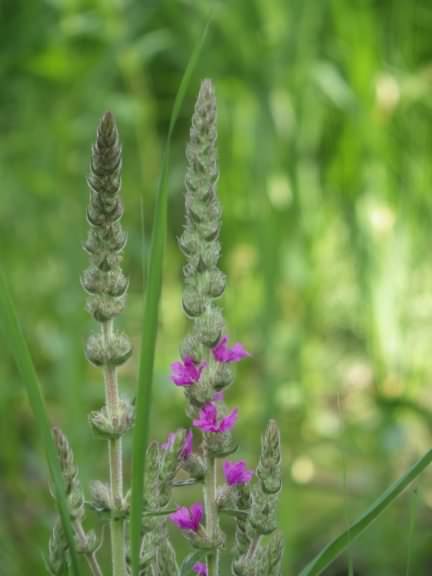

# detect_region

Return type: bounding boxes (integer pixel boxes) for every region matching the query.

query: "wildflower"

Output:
[161,430,193,460]
[170,356,207,387]
[169,502,204,533]
[212,336,250,364]
[223,460,254,486]
[193,402,238,433]
[192,562,208,575]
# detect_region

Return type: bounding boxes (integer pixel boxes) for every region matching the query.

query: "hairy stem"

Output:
[102,319,126,576]
[205,454,219,576]
[74,520,103,576]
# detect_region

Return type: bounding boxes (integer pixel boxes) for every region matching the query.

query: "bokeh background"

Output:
[1,0,432,574]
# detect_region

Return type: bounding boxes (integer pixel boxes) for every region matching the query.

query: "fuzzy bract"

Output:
[161,429,193,460]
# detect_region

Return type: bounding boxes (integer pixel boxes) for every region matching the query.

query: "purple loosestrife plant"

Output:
[166,80,285,576]
[45,81,283,576]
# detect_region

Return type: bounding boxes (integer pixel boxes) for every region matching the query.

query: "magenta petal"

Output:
[229,342,250,362]
[189,502,204,531]
[223,460,254,486]
[212,336,250,364]
[193,403,218,432]
[170,356,207,387]
[169,502,203,533]
[218,408,238,432]
[192,562,208,576]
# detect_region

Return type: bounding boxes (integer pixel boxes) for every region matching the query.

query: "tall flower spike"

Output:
[82,112,131,576]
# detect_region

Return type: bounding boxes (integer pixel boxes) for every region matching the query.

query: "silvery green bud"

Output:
[249,486,278,535]
[205,430,238,458]
[52,427,84,521]
[256,420,281,495]
[159,430,186,506]
[194,305,224,347]
[265,531,284,576]
[46,520,67,576]
[90,480,112,512]
[157,538,179,576]
[213,362,233,390]
[232,556,256,576]
[143,442,162,514]
[182,453,206,481]
[86,330,132,367]
[180,333,204,363]
[89,399,134,439]
[233,485,252,557]
[75,529,98,555]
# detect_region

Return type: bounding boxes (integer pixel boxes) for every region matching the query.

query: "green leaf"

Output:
[180,551,206,576]
[0,270,82,576]
[298,449,432,576]
[129,16,212,576]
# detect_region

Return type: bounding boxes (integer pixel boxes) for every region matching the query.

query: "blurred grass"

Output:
[1,0,432,574]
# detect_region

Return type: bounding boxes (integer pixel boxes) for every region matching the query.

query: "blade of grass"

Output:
[299,449,432,576]
[0,270,82,576]
[405,486,419,576]
[130,16,212,576]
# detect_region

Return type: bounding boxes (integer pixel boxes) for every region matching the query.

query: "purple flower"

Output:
[212,390,224,402]
[223,460,254,486]
[161,430,193,460]
[193,402,238,433]
[169,502,203,533]
[212,336,250,364]
[192,562,208,575]
[170,356,207,387]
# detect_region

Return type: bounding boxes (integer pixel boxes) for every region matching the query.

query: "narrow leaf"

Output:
[0,270,82,576]
[299,449,432,576]
[130,17,212,576]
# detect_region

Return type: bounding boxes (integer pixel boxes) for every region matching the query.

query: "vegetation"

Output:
[1,0,432,574]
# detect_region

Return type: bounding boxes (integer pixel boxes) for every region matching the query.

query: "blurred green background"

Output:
[1,0,432,574]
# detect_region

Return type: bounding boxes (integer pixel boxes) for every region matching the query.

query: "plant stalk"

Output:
[204,454,219,576]
[74,520,103,576]
[103,319,126,576]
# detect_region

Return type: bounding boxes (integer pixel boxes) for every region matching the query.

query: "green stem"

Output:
[103,320,126,576]
[204,454,219,576]
[74,520,103,576]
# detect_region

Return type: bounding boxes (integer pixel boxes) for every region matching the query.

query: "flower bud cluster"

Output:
[178,80,230,405]
[88,399,134,439]
[83,111,129,324]
[231,421,283,575]
[51,428,100,562]
[52,427,85,521]
[46,520,67,576]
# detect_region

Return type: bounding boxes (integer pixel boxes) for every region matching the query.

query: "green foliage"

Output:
[2,0,432,574]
